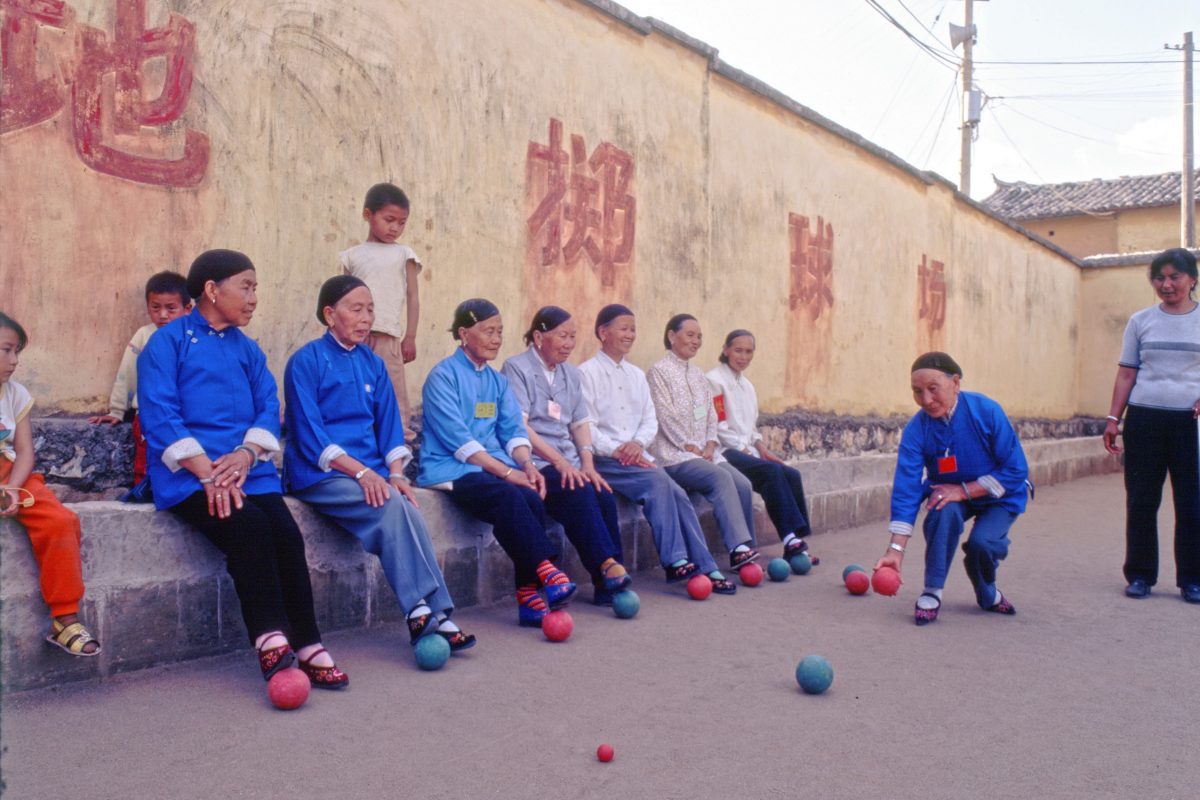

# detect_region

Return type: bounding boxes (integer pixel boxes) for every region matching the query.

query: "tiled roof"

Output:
[983,171,1200,220]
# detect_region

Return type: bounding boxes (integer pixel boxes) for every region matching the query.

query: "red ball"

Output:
[542,609,574,642]
[267,667,310,710]
[739,562,764,587]
[871,566,902,596]
[686,573,713,600]
[597,743,614,762]
[844,570,870,595]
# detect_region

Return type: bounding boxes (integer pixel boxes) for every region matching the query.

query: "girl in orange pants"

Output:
[1,312,100,656]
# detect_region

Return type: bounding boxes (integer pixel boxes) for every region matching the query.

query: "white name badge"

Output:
[547,400,562,420]
[693,404,707,421]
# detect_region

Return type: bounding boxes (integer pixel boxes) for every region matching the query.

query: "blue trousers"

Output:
[722,448,811,539]
[923,502,1017,608]
[541,465,622,583]
[665,458,756,553]
[292,476,455,617]
[593,457,719,573]
[448,471,557,587]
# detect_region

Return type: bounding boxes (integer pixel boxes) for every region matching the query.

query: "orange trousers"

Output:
[0,459,85,616]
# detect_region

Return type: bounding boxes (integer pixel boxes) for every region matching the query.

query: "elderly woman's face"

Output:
[534,317,578,366]
[599,314,637,357]
[911,368,960,419]
[206,269,258,328]
[325,286,374,345]
[669,319,702,360]
[461,315,504,363]
[723,335,756,373]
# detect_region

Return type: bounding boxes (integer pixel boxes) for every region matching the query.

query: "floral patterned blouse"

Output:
[646,351,724,467]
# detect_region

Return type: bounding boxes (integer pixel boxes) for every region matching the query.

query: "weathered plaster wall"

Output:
[3,0,1083,419]
[1116,205,1197,255]
[1077,262,1158,417]
[1019,215,1117,260]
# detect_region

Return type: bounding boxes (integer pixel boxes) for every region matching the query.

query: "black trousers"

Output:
[540,465,622,583]
[449,471,557,587]
[1123,405,1200,587]
[722,448,811,539]
[171,491,322,647]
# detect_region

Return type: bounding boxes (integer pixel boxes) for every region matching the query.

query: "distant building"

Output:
[983,171,1199,259]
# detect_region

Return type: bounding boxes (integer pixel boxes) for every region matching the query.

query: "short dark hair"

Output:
[719,329,755,364]
[1149,248,1198,283]
[663,313,697,349]
[523,306,572,346]
[144,271,189,303]
[364,183,410,213]
[0,311,29,352]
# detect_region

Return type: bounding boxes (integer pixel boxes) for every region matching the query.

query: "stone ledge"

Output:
[0,437,1118,691]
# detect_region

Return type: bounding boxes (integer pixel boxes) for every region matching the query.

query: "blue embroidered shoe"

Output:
[544,580,577,609]
[602,572,633,593]
[518,600,547,628]
[592,586,615,606]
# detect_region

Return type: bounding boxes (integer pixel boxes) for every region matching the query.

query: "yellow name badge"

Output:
[474,401,497,419]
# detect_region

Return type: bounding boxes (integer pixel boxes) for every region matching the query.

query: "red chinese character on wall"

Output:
[0,0,209,187]
[788,213,834,320]
[527,118,635,288]
[917,254,947,331]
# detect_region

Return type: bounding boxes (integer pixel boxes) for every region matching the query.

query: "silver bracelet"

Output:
[888,542,905,554]
[235,444,257,463]
[1105,415,1121,424]
[388,473,408,482]
[198,477,214,485]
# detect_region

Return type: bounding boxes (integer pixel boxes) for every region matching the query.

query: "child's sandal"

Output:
[298,647,349,690]
[914,593,941,626]
[45,619,102,658]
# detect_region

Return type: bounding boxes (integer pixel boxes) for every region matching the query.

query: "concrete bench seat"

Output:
[0,437,1117,691]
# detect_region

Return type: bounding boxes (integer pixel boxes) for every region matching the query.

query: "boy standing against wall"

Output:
[340,183,422,441]
[89,271,192,485]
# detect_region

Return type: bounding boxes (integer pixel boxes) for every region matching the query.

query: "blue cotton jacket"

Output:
[282,331,410,492]
[417,347,531,486]
[137,308,282,510]
[888,391,1029,535]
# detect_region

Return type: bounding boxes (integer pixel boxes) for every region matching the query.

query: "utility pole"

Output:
[1172,32,1195,247]
[959,0,974,196]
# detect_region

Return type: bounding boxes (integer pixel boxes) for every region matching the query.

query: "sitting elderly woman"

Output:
[418,299,576,628]
[501,306,632,605]
[284,276,474,654]
[646,313,758,593]
[706,329,819,566]
[875,352,1029,625]
[138,250,347,689]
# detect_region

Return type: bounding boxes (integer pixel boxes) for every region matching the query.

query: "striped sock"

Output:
[536,560,569,586]
[516,585,547,611]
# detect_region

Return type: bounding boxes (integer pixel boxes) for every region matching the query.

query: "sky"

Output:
[616,0,1196,200]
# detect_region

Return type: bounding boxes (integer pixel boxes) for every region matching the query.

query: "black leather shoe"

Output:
[1125,579,1151,598]
[1181,584,1200,604]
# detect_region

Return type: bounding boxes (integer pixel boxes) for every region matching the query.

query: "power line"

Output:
[920,70,961,168]
[991,104,1173,157]
[861,0,960,71]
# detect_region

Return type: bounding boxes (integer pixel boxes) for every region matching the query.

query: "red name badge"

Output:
[937,455,958,474]
[713,394,727,422]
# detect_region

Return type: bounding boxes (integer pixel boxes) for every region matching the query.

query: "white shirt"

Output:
[578,351,658,459]
[705,362,763,454]
[338,242,423,339]
[107,323,157,417]
[0,379,34,462]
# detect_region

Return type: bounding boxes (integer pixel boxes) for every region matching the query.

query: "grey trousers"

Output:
[664,458,756,553]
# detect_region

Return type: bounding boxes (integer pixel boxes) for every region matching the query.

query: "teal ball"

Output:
[796,655,834,695]
[842,563,867,581]
[612,590,640,619]
[789,553,812,575]
[767,558,791,582]
[414,634,451,670]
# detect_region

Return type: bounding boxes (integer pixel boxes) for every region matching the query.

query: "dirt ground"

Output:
[1,473,1196,800]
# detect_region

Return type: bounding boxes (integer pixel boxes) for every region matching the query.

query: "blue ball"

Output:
[612,590,640,619]
[842,563,867,581]
[796,655,833,694]
[767,558,791,582]
[789,553,812,575]
[414,634,451,670]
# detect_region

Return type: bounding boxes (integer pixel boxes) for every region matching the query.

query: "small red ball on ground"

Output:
[267,667,310,710]
[542,609,574,641]
[739,562,764,587]
[845,570,870,595]
[597,743,614,762]
[686,574,713,600]
[872,566,902,596]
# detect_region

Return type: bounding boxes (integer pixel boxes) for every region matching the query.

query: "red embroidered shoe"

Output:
[298,647,349,690]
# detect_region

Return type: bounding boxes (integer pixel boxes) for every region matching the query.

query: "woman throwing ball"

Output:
[875,353,1030,625]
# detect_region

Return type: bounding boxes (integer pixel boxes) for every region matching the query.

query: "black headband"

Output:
[594,303,634,338]
[451,299,500,340]
[187,249,254,299]
[316,275,368,325]
[911,351,963,378]
[524,306,571,345]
